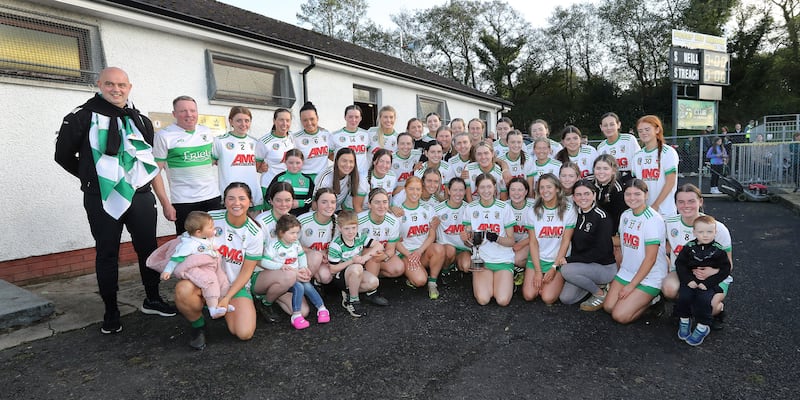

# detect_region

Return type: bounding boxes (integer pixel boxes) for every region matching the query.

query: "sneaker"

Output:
[364,291,389,306]
[428,283,440,300]
[711,310,726,331]
[513,266,525,286]
[189,326,206,350]
[256,300,279,323]
[579,292,606,311]
[141,298,177,317]
[405,279,417,289]
[677,319,691,341]
[710,187,720,194]
[291,315,310,330]
[647,295,665,318]
[100,311,122,334]
[209,306,227,319]
[342,299,365,318]
[317,309,330,324]
[686,324,710,346]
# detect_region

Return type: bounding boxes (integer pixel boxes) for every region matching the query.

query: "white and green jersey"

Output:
[260,239,306,271]
[461,199,515,265]
[567,145,599,178]
[664,214,733,273]
[522,202,577,266]
[617,207,668,289]
[328,234,372,264]
[293,128,331,177]
[368,127,399,154]
[494,141,509,158]
[153,123,218,203]
[499,152,535,183]
[509,199,536,242]
[209,209,263,285]
[435,201,468,251]
[212,132,263,208]
[358,210,401,248]
[448,154,472,181]
[526,138,563,158]
[392,149,422,189]
[363,171,398,209]
[632,145,680,216]
[298,211,335,253]
[531,159,562,187]
[256,131,295,188]
[254,209,283,247]
[597,133,640,174]
[465,162,506,197]
[329,127,370,177]
[314,165,368,211]
[398,202,434,252]
[414,160,455,188]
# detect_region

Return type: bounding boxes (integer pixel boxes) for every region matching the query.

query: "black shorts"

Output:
[331,266,351,291]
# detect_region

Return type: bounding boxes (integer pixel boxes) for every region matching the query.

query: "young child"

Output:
[328,210,384,317]
[261,214,330,330]
[158,211,233,319]
[674,215,731,346]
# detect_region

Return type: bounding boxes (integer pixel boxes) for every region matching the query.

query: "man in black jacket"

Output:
[55,67,176,334]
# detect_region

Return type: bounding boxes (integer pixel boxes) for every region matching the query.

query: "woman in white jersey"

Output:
[555,125,598,178]
[500,129,535,193]
[493,117,514,158]
[358,188,404,306]
[522,173,576,304]
[368,105,399,154]
[391,132,422,193]
[597,112,640,183]
[294,102,331,181]
[315,147,367,212]
[253,182,309,321]
[450,132,473,182]
[329,105,370,178]
[396,176,446,299]
[632,115,679,216]
[174,182,264,349]
[603,179,669,324]
[661,184,733,330]
[465,141,507,202]
[559,161,581,202]
[462,173,516,306]
[423,112,442,143]
[213,106,263,211]
[531,137,562,193]
[507,177,535,284]
[528,119,563,157]
[257,108,295,189]
[435,177,472,273]
[414,141,453,191]
[364,149,398,207]
[298,188,338,287]
[450,118,466,135]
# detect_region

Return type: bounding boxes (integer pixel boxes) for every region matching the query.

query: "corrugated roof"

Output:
[106,0,512,106]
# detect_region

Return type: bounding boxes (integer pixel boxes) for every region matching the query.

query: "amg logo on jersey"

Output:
[231,153,255,166]
[397,171,414,182]
[477,223,501,233]
[444,225,464,234]
[623,232,640,248]
[640,168,660,180]
[618,157,629,168]
[348,144,367,153]
[308,146,329,158]
[310,242,329,252]
[538,226,563,238]
[218,245,243,264]
[407,224,429,237]
[513,225,527,234]
[672,244,683,255]
[284,257,297,265]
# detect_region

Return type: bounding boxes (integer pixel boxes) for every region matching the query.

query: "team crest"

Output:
[278,251,286,258]
[215,227,223,237]
[473,211,479,218]
[393,163,399,169]
[225,142,234,150]
[494,211,500,219]
[670,228,679,237]
[402,216,407,223]
[250,143,254,150]
[303,138,309,146]
[340,136,347,142]
[621,146,626,152]
[305,229,313,237]
[361,228,370,237]
[272,143,280,150]
[197,245,206,252]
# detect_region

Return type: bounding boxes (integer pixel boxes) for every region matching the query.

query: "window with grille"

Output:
[0,8,103,84]
[417,95,450,125]
[206,51,295,108]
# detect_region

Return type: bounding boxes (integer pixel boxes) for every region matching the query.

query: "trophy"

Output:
[470,230,485,271]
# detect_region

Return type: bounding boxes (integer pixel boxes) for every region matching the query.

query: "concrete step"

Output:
[0,280,54,329]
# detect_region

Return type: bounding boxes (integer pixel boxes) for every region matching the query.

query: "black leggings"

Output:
[710,164,724,187]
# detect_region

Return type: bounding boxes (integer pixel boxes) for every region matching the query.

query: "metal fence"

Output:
[748,114,800,143]
[730,142,800,188]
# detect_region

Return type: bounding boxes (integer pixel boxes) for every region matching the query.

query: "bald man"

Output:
[55,67,177,335]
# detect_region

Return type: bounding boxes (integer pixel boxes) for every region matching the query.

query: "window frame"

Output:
[416,95,450,125]
[205,50,295,109]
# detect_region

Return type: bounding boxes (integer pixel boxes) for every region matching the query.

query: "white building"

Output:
[0,0,511,284]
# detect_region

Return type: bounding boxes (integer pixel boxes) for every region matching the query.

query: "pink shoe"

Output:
[317,309,330,324]
[291,316,310,330]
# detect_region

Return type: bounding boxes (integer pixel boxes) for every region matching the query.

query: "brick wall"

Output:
[0,236,174,286]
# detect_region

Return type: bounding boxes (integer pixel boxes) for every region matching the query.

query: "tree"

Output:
[296,0,397,55]
[472,0,530,98]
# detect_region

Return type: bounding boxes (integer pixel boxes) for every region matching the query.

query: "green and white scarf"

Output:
[89,113,159,219]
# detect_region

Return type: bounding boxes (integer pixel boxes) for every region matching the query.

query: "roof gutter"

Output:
[301,55,316,105]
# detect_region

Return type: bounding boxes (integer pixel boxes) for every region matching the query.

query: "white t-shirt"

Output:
[256,132,295,189]
[392,149,422,189]
[664,214,733,274]
[260,240,306,271]
[499,152,535,185]
[314,165,369,211]
[632,145,680,216]
[414,160,455,188]
[329,127,370,177]
[358,210,401,248]
[597,133,641,174]
[298,211,336,253]
[526,138,562,158]
[461,199,516,265]
[367,127,399,154]
[617,207,669,290]
[465,162,506,198]
[398,202,435,252]
[254,209,282,247]
[509,199,536,242]
[435,201,469,251]
[522,202,577,265]
[293,128,332,176]
[566,144,599,178]
[153,123,219,203]
[494,141,509,158]
[212,132,263,208]
[448,154,472,181]
[531,158,562,188]
[209,209,263,285]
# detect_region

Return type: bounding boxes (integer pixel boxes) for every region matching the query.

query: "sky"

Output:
[218,0,590,30]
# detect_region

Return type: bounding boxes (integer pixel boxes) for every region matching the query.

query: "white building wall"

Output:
[0,0,503,261]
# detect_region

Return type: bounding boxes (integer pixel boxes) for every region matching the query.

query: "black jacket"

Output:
[675,239,731,293]
[566,205,615,265]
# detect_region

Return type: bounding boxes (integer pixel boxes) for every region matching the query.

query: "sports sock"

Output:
[191,317,205,328]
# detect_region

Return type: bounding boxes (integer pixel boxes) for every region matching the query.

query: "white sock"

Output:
[318,305,327,312]
[291,313,301,322]
[227,304,236,312]
[680,318,690,324]
[696,323,709,332]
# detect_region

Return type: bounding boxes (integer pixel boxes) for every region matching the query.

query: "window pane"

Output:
[212,58,278,104]
[353,86,376,103]
[418,98,442,119]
